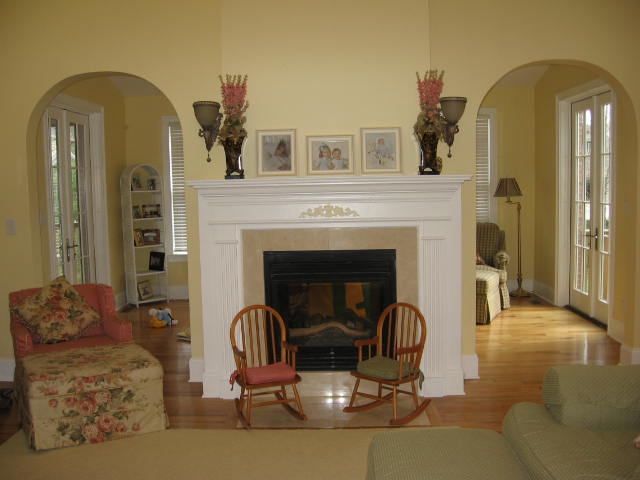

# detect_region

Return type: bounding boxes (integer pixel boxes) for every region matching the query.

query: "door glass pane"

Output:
[49,118,65,277]
[598,102,612,303]
[573,109,591,295]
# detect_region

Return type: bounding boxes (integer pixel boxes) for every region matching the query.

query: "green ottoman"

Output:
[367,428,529,480]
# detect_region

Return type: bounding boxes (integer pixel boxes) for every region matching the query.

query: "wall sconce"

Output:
[193,101,223,163]
[439,96,467,158]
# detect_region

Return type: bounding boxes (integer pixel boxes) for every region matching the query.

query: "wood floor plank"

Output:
[0,296,620,443]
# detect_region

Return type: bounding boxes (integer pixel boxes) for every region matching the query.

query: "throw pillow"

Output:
[476,253,486,265]
[12,276,101,344]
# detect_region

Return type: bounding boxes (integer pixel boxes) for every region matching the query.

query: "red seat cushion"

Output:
[245,362,297,385]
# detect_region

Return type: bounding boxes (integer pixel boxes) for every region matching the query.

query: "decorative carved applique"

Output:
[299,204,360,219]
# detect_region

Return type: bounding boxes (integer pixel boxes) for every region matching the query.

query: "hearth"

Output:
[264,249,396,371]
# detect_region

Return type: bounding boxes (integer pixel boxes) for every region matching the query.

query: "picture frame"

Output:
[307,135,354,175]
[142,204,161,218]
[132,205,142,219]
[131,175,142,191]
[142,229,161,245]
[133,229,145,246]
[137,280,153,300]
[149,251,165,271]
[257,129,296,176]
[361,127,401,173]
[147,178,157,190]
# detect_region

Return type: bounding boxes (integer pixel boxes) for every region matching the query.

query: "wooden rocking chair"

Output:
[229,305,307,428]
[343,302,430,425]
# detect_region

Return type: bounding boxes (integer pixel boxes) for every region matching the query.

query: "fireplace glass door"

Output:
[264,249,396,371]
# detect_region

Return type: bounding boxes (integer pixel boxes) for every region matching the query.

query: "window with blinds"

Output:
[166,119,187,254]
[476,109,497,222]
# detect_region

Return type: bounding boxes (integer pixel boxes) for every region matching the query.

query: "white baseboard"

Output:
[0,358,15,381]
[189,357,204,382]
[619,344,640,365]
[462,354,479,379]
[115,291,127,311]
[608,316,625,344]
[507,278,534,294]
[532,280,554,304]
[169,285,189,300]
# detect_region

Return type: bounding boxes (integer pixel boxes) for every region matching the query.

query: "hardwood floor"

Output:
[0,295,620,444]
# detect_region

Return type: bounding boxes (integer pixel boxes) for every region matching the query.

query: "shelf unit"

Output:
[120,164,168,307]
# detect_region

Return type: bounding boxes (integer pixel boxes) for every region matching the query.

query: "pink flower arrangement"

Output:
[219,74,248,119]
[416,70,444,120]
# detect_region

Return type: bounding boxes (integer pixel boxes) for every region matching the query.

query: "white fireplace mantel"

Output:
[190,175,471,399]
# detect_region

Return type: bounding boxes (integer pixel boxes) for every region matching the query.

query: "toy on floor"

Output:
[148,307,177,328]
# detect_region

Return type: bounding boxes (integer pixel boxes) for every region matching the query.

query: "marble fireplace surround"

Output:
[190,175,470,399]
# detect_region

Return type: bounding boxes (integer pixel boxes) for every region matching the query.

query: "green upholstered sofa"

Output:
[367,365,640,479]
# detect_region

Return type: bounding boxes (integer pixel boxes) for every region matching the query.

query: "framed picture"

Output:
[137,280,153,300]
[132,205,142,219]
[149,251,165,271]
[131,175,142,191]
[142,204,161,218]
[147,178,157,190]
[133,229,145,246]
[307,135,354,174]
[142,229,161,245]
[361,128,401,173]
[257,130,296,176]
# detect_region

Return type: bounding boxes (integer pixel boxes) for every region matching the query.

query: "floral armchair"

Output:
[9,281,133,359]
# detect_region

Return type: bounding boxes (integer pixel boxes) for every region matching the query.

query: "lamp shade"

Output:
[193,101,221,128]
[440,97,467,124]
[494,177,523,198]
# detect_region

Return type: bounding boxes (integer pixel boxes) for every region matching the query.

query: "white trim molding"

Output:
[190,175,471,399]
[189,357,204,382]
[619,344,640,365]
[463,354,479,379]
[0,358,15,381]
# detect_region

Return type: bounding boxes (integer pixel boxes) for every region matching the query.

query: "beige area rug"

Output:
[0,428,409,480]
[240,395,431,429]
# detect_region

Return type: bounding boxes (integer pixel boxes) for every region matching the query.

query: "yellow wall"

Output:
[1,0,639,372]
[61,78,128,294]
[533,65,599,294]
[481,86,536,288]
[123,95,188,288]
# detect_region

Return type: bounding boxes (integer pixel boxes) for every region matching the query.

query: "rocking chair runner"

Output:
[229,305,307,428]
[343,302,430,425]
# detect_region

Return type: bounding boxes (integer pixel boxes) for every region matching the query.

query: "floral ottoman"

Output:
[15,343,169,450]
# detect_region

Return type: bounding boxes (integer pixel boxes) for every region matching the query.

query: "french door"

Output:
[44,106,96,284]
[569,92,612,323]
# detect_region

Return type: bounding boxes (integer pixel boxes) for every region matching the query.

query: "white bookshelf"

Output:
[120,164,168,307]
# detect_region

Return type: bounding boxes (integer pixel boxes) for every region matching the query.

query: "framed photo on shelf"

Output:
[137,280,153,300]
[256,129,296,176]
[132,205,142,219]
[133,229,145,246]
[149,251,165,271]
[142,229,161,245]
[142,204,161,218]
[147,178,157,190]
[131,175,142,191]
[361,127,401,173]
[307,135,354,175]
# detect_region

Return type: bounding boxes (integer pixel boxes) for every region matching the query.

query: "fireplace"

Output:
[190,175,471,399]
[264,249,396,370]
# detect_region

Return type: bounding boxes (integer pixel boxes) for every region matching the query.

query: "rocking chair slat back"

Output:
[378,302,427,370]
[231,305,285,368]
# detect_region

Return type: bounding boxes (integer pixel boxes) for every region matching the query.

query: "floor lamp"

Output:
[494,177,529,297]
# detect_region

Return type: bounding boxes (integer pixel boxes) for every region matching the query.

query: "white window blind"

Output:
[167,120,187,254]
[476,110,496,222]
